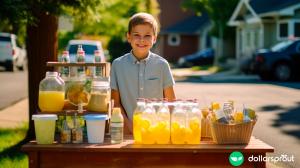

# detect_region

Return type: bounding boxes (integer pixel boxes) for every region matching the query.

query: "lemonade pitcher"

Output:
[38,71,65,112]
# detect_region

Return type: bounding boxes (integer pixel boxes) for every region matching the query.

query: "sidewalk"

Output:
[0,98,29,128]
[172,68,260,82]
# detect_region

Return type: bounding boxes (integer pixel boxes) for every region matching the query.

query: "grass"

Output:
[0,123,28,168]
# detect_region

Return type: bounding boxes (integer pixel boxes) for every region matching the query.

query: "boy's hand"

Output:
[124,118,133,135]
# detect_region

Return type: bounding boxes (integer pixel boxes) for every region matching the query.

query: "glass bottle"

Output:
[186,100,201,144]
[140,99,156,144]
[110,107,124,144]
[94,50,103,77]
[243,104,251,122]
[60,113,71,143]
[133,98,146,144]
[87,80,110,112]
[155,99,170,144]
[223,101,234,123]
[60,50,70,79]
[171,100,186,144]
[38,71,65,112]
[212,102,228,124]
[76,45,85,78]
[71,113,83,143]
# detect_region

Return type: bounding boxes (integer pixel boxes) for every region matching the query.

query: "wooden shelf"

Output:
[47,62,109,67]
[38,110,109,116]
[46,61,111,77]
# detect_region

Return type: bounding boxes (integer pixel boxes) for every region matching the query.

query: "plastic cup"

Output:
[32,114,58,144]
[84,114,108,143]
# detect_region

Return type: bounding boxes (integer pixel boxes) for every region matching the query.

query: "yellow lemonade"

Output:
[39,91,65,112]
[153,121,170,144]
[133,114,142,144]
[171,122,186,144]
[140,119,156,144]
[186,117,201,144]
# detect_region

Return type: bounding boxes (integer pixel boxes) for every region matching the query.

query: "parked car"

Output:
[0,32,27,71]
[177,48,214,67]
[66,40,105,63]
[252,39,300,81]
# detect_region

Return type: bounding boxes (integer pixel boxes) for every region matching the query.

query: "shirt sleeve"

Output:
[110,60,118,90]
[162,61,175,89]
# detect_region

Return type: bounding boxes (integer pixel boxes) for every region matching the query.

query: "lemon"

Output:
[233,112,243,123]
[211,102,220,110]
[247,108,256,119]
[140,119,150,129]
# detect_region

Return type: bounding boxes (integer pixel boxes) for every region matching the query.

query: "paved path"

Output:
[0,98,28,128]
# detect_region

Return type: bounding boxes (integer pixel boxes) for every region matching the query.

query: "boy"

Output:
[110,12,176,134]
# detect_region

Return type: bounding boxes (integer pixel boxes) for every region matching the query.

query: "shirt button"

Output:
[140,87,143,90]
[140,73,143,76]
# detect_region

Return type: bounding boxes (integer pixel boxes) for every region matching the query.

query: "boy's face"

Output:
[127,24,157,59]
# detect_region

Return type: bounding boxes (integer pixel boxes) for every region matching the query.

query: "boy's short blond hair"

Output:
[128,12,159,36]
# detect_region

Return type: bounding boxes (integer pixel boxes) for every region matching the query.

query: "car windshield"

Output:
[271,41,293,52]
[69,44,98,55]
[0,36,11,42]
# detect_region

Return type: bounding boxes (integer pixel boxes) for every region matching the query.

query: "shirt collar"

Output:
[129,51,151,64]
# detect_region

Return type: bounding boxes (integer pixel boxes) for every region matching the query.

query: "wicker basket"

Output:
[210,119,256,144]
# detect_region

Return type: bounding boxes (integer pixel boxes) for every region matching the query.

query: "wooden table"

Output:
[22,136,274,168]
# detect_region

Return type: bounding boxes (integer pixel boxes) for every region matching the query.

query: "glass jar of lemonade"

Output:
[38,72,65,112]
[171,100,186,144]
[185,100,201,144]
[133,98,146,144]
[155,100,170,144]
[87,80,110,112]
[140,100,156,144]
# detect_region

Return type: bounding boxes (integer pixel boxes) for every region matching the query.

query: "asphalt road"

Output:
[175,78,300,168]
[0,70,28,110]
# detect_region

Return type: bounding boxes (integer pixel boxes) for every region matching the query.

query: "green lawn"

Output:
[0,123,28,168]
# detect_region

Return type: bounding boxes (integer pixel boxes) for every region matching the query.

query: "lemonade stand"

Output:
[22,60,274,168]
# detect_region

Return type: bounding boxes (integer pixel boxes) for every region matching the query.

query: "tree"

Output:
[182,0,239,64]
[0,0,103,141]
[71,0,160,61]
[0,0,160,141]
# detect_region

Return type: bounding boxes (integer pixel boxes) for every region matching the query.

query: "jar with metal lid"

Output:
[87,80,110,112]
[38,71,65,112]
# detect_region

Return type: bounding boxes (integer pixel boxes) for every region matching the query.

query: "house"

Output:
[228,0,300,63]
[155,0,212,63]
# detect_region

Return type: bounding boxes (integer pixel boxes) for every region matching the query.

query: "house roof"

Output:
[160,13,210,35]
[250,0,300,14]
[228,0,300,26]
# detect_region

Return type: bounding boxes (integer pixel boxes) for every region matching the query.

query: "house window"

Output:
[167,34,180,46]
[294,22,300,37]
[279,23,288,38]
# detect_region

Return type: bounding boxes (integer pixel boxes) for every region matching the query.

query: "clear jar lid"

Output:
[91,81,110,89]
[46,71,59,77]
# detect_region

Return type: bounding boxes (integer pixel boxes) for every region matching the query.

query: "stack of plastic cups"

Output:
[32,114,58,144]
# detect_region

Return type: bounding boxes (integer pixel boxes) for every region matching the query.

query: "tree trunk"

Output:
[25,11,58,141]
